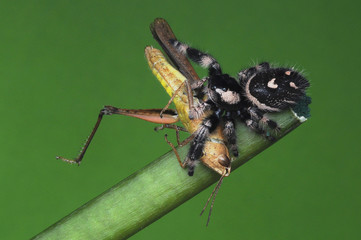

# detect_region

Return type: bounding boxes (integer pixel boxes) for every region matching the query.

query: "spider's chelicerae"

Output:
[170,40,310,176]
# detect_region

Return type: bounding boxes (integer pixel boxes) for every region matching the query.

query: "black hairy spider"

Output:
[170,40,310,176]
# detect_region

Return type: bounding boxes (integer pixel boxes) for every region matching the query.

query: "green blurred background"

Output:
[1,0,360,239]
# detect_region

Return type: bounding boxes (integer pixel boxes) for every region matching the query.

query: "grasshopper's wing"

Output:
[150,18,200,83]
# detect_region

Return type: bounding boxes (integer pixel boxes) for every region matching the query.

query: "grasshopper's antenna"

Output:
[56,108,107,165]
[200,173,226,226]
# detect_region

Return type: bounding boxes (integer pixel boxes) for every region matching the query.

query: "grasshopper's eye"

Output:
[218,155,230,167]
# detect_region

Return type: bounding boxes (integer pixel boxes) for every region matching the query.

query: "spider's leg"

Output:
[170,40,222,76]
[248,107,280,131]
[259,115,280,132]
[187,113,219,176]
[222,112,238,157]
[244,119,272,139]
[243,107,279,140]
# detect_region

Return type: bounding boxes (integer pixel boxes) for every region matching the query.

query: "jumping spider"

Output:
[170,40,310,176]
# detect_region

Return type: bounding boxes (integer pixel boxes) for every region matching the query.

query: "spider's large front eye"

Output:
[211,86,216,91]
[222,87,227,91]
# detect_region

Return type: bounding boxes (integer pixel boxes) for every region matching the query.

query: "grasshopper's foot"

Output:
[56,156,81,166]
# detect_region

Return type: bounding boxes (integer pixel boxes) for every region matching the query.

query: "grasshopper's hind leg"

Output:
[56,107,111,165]
[57,106,180,165]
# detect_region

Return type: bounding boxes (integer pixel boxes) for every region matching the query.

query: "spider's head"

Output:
[246,68,309,111]
[207,74,243,110]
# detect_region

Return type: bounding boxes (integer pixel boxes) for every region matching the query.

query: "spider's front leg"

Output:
[186,112,220,176]
[170,39,224,120]
[170,39,222,76]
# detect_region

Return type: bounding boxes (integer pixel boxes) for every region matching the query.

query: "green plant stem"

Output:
[33,110,305,240]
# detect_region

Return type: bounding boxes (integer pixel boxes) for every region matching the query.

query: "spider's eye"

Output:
[222,87,227,91]
[211,86,216,90]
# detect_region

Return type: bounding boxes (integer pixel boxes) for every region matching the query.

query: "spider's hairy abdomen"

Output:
[243,66,309,112]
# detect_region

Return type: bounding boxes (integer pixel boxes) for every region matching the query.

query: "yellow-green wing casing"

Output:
[145,46,199,132]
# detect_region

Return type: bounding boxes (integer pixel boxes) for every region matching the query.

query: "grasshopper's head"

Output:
[201,138,231,177]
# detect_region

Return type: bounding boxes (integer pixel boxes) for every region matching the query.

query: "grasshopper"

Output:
[57,18,231,225]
